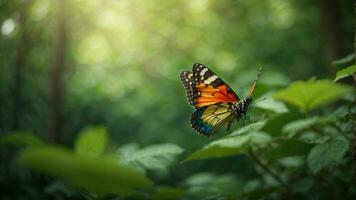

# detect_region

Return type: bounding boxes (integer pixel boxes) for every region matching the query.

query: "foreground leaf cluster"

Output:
[1,67,354,199]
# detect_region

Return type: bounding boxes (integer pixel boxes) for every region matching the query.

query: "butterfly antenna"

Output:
[255,97,267,103]
[248,66,263,97]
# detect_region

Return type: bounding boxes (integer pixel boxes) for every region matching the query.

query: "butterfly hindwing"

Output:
[190,103,234,136]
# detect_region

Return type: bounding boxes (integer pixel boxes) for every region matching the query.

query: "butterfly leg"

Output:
[226,120,233,132]
[241,118,246,133]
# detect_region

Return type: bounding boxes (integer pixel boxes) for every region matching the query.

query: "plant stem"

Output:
[248,148,290,193]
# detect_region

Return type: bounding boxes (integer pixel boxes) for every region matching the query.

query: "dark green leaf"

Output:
[242,187,281,200]
[184,172,242,197]
[263,139,313,161]
[282,116,335,136]
[185,132,270,161]
[307,138,349,173]
[0,132,43,147]
[262,111,304,136]
[228,120,266,137]
[44,181,77,197]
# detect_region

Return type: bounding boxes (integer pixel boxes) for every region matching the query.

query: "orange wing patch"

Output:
[195,84,238,108]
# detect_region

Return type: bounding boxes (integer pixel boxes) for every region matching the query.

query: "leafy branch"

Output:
[248,148,290,193]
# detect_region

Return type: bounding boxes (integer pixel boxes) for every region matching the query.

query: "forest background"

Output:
[0,0,355,199]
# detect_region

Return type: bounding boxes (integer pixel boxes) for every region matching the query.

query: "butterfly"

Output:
[180,63,262,137]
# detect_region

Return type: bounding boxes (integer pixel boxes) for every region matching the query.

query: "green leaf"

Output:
[185,132,271,161]
[332,53,355,66]
[74,126,107,157]
[44,181,77,196]
[249,132,272,148]
[307,138,349,173]
[254,97,289,113]
[0,132,43,147]
[334,65,356,82]
[263,139,313,161]
[262,111,304,136]
[19,145,153,195]
[282,116,335,136]
[228,120,266,137]
[273,80,352,112]
[184,173,218,187]
[184,172,242,197]
[118,143,184,172]
[185,136,249,161]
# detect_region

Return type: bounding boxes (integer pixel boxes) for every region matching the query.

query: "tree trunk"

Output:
[316,0,345,70]
[48,0,67,143]
[12,0,30,130]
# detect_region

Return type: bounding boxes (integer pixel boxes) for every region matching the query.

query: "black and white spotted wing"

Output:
[192,63,239,99]
[180,63,241,108]
[180,71,196,106]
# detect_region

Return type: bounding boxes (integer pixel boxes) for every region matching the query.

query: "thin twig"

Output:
[248,148,290,193]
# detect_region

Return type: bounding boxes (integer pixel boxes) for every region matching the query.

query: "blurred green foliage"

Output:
[307,138,349,174]
[1,0,355,199]
[118,143,184,173]
[273,80,352,112]
[74,126,108,157]
[20,145,153,196]
[334,65,356,82]
[185,132,271,161]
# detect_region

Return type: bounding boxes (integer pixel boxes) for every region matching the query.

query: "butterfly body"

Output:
[180,63,261,137]
[230,96,252,118]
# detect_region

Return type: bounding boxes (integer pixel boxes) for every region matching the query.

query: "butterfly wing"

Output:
[180,63,240,108]
[190,103,234,136]
[181,63,262,136]
[180,71,196,107]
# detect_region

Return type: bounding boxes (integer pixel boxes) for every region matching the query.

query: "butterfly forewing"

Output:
[180,71,197,107]
[193,63,222,87]
[192,63,239,108]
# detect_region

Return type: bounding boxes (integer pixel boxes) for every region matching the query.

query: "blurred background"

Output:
[1,0,353,147]
[0,0,354,199]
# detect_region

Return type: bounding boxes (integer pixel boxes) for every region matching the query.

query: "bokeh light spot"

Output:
[1,18,15,36]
